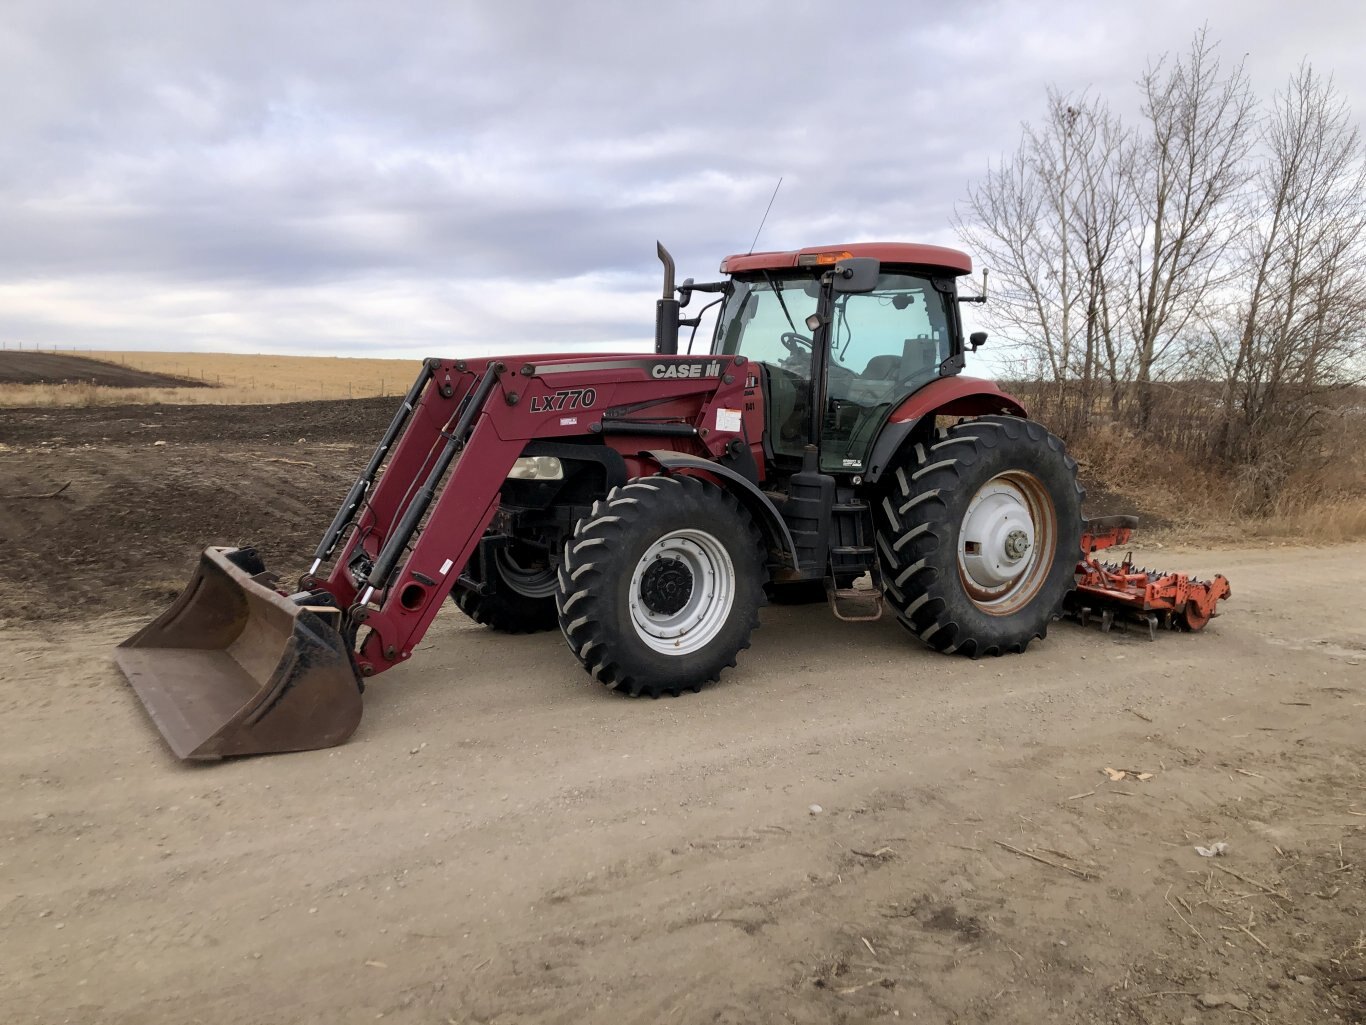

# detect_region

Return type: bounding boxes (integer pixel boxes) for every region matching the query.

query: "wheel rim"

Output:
[495,547,557,599]
[957,470,1057,615]
[628,529,735,655]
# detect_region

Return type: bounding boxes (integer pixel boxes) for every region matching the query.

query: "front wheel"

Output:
[556,475,766,696]
[875,415,1084,657]
[451,542,559,633]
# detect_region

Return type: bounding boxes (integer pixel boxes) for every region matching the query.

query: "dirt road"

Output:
[2,543,1363,1024]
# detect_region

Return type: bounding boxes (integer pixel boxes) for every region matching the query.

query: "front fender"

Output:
[643,450,800,573]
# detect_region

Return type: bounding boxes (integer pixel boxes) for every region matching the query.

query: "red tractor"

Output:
[116,242,1226,759]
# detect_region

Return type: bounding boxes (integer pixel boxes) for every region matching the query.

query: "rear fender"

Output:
[643,450,799,573]
[865,377,1027,484]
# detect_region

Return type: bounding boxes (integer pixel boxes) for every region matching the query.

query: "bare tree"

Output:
[1210,64,1366,509]
[956,29,1366,516]
[1069,101,1137,414]
[956,108,1061,385]
[957,90,1134,429]
[1130,27,1256,424]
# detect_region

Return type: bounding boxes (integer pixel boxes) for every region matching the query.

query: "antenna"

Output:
[958,268,990,304]
[747,177,783,255]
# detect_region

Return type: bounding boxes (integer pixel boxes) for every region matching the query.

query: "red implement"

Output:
[1071,516,1231,638]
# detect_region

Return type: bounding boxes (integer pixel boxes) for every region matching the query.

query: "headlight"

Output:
[506,456,564,481]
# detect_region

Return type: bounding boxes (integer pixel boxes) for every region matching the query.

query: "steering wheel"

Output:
[779,331,813,357]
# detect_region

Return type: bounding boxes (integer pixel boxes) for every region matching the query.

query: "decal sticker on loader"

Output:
[530,388,597,413]
[650,360,722,380]
[715,408,743,433]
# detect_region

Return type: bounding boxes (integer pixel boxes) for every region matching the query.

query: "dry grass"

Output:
[0,351,423,406]
[1244,495,1366,542]
[0,381,226,407]
[1071,416,1366,543]
[1071,420,1226,514]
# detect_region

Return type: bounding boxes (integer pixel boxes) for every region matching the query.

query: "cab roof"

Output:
[720,242,972,276]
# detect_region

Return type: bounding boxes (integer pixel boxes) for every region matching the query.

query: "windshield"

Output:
[714,274,820,365]
[713,274,821,459]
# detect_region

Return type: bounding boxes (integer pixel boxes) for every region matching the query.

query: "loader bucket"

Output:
[114,547,363,760]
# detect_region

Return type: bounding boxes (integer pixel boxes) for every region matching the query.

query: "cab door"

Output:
[818,272,954,473]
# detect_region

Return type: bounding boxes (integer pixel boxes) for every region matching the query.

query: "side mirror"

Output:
[969,331,987,351]
[831,257,879,294]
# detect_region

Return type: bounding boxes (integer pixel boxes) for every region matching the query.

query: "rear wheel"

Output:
[875,415,1084,657]
[556,475,766,696]
[451,543,558,633]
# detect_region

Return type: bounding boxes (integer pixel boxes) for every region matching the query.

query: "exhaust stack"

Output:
[654,241,680,355]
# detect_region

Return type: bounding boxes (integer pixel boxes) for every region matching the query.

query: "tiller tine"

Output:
[114,546,362,760]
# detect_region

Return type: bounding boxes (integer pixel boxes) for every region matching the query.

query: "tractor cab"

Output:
[707,243,973,475]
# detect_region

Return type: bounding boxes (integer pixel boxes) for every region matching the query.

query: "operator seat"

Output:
[862,354,900,380]
[835,338,945,466]
[900,336,940,380]
[862,338,941,384]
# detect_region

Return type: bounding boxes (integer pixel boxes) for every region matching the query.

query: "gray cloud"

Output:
[2,0,1364,356]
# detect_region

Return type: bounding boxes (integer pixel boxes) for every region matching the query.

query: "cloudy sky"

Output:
[2,0,1363,360]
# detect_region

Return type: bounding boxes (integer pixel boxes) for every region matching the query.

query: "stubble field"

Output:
[0,349,422,405]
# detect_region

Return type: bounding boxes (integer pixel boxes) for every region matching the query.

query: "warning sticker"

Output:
[715,407,743,433]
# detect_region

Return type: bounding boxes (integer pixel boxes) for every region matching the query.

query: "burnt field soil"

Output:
[0,397,1362,1025]
[0,350,211,388]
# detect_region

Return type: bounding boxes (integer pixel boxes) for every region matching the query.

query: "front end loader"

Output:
[117,241,1228,759]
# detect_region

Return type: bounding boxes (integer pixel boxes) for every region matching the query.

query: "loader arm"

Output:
[315,353,765,678]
